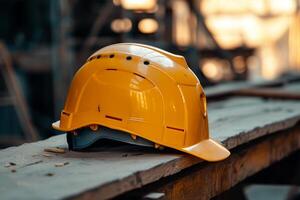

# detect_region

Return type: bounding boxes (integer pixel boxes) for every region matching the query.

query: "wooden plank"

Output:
[208,97,300,149]
[205,75,300,99]
[117,125,300,199]
[233,88,300,100]
[232,82,300,100]
[1,97,300,200]
[282,81,300,92]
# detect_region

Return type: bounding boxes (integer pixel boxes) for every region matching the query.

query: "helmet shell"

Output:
[53,43,230,161]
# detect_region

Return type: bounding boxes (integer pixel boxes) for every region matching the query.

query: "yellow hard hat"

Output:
[52,43,230,161]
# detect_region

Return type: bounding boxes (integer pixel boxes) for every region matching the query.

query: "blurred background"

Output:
[0,0,300,147]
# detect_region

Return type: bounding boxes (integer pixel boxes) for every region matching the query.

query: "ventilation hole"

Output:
[126,56,132,60]
[166,126,184,132]
[97,55,101,59]
[106,68,117,71]
[105,115,122,121]
[89,57,94,61]
[97,106,101,112]
[62,111,70,116]
[133,73,145,79]
[109,54,115,58]
[144,60,150,65]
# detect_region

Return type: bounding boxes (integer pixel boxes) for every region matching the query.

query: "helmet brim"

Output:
[54,120,230,161]
[52,121,67,131]
[182,139,230,162]
[52,120,85,132]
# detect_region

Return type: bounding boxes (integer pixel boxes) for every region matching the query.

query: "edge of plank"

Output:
[68,116,300,200]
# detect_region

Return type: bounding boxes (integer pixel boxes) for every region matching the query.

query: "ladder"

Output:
[0,42,38,146]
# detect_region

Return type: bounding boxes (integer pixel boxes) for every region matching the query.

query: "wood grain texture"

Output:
[1,97,300,200]
[233,88,300,99]
[205,76,300,99]
[232,82,300,100]
[118,125,300,200]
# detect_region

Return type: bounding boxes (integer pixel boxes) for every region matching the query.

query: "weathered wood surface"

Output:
[232,81,300,100]
[1,96,300,200]
[233,88,300,99]
[205,75,300,99]
[118,124,300,199]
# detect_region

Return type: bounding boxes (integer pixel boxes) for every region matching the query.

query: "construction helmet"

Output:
[52,43,230,161]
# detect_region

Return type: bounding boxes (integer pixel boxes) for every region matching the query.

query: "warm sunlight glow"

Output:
[138,18,159,34]
[172,0,191,46]
[120,0,157,10]
[202,61,223,81]
[111,18,132,33]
